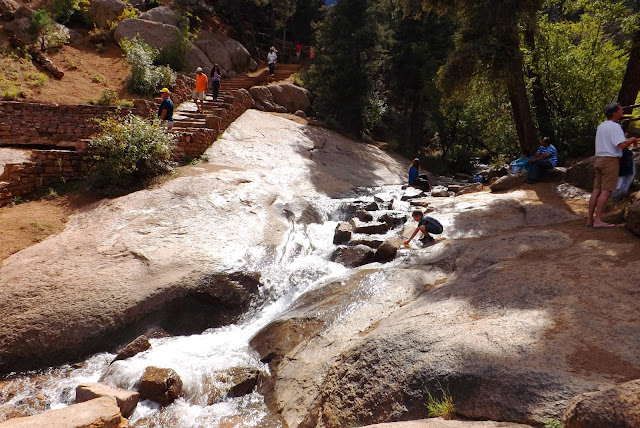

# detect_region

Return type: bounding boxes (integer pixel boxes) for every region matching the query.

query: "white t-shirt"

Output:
[267,52,277,64]
[595,120,625,157]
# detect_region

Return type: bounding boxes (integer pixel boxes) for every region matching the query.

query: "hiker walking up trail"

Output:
[404,210,443,246]
[210,64,221,101]
[587,102,638,228]
[267,46,277,77]
[157,88,174,132]
[193,66,207,114]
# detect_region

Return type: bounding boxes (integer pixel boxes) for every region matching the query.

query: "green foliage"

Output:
[307,0,389,136]
[425,389,455,419]
[89,113,176,189]
[156,28,195,71]
[532,2,630,156]
[54,0,89,25]
[0,50,48,100]
[91,73,108,84]
[120,36,175,95]
[87,88,118,105]
[28,9,55,51]
[544,418,563,428]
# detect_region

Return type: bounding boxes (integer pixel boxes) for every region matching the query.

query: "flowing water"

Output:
[0,186,413,427]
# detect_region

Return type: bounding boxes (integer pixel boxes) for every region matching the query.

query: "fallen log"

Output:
[29,48,64,79]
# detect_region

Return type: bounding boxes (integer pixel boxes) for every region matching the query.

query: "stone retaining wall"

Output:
[0,87,254,206]
[0,150,88,206]
[0,101,155,147]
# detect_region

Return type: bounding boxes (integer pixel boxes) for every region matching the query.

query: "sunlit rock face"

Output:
[0,109,407,375]
[252,189,640,427]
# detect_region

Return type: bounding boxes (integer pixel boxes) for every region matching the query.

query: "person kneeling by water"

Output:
[404,210,443,246]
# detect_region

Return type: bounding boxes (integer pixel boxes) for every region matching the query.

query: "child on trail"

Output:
[509,149,531,174]
[404,210,443,246]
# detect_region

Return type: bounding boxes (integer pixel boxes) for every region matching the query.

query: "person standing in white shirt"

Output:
[267,46,277,77]
[587,102,638,228]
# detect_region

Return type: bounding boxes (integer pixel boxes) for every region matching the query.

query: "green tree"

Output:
[307,0,388,136]
[28,9,55,52]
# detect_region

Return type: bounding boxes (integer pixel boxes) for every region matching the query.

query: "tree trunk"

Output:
[30,48,64,79]
[505,56,538,152]
[523,24,554,139]
[618,30,640,112]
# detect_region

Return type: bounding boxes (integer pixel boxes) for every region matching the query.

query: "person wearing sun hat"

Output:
[192,66,207,114]
[157,87,174,131]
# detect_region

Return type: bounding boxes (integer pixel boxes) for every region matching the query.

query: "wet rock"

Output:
[355,210,374,222]
[136,367,183,406]
[294,110,307,119]
[349,237,384,249]
[379,213,407,229]
[401,187,425,201]
[489,173,525,192]
[456,182,483,195]
[112,336,151,362]
[0,397,124,428]
[333,222,353,245]
[409,197,430,208]
[227,367,263,397]
[625,201,640,237]
[374,193,394,204]
[0,404,24,422]
[430,186,449,197]
[349,218,389,234]
[563,379,640,428]
[373,239,399,263]
[330,245,374,267]
[364,201,379,211]
[565,156,596,191]
[75,383,139,418]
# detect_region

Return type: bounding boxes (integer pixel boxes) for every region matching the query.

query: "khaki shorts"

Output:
[593,156,620,191]
[192,91,205,100]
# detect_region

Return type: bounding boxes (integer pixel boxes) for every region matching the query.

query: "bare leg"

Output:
[593,190,614,227]
[586,189,601,226]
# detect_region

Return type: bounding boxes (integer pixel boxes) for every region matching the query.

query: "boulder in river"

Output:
[330,245,375,267]
[227,367,264,398]
[333,222,353,245]
[75,383,139,418]
[136,367,183,406]
[373,239,400,263]
[349,218,389,234]
[355,210,374,222]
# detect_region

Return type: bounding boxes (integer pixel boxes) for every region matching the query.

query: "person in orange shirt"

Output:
[193,66,208,114]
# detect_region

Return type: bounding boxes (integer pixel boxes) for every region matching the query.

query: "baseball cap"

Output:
[196,67,203,72]
[160,88,170,93]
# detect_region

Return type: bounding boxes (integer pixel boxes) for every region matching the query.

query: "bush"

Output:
[89,113,176,189]
[156,31,192,72]
[54,0,89,25]
[120,36,176,95]
[425,389,455,419]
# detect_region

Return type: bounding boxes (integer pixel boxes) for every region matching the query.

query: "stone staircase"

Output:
[166,64,299,136]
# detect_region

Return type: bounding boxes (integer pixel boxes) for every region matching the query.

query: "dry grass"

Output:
[0,49,48,100]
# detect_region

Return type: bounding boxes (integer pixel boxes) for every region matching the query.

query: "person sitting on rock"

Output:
[527,137,557,184]
[408,158,431,191]
[509,149,531,174]
[404,210,443,246]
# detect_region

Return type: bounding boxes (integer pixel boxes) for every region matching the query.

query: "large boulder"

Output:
[0,0,18,14]
[333,222,353,245]
[361,419,533,428]
[0,397,125,428]
[12,5,32,19]
[565,156,596,191]
[563,379,640,428]
[266,84,312,114]
[227,367,263,398]
[249,86,277,111]
[75,383,139,418]
[193,31,257,76]
[88,0,126,28]
[372,239,399,263]
[136,367,183,406]
[490,173,525,192]
[3,17,29,43]
[139,6,187,27]
[349,218,389,234]
[114,18,212,72]
[330,245,374,267]
[625,201,640,236]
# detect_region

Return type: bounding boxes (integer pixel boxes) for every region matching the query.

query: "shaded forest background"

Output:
[177,0,640,172]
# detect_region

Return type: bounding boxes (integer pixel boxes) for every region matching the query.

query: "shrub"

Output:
[89,113,176,189]
[27,10,70,51]
[425,389,455,419]
[88,88,118,105]
[156,31,192,71]
[120,36,175,95]
[54,0,89,25]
